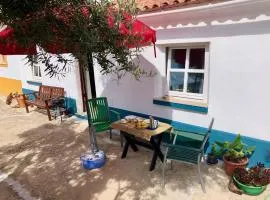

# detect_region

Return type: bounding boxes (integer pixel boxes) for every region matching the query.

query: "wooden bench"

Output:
[23,85,65,121]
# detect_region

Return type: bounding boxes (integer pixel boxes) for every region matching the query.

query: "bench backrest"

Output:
[39,85,52,99]
[51,87,65,99]
[38,85,64,99]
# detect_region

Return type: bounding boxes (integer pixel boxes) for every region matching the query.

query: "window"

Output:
[0,55,8,67]
[32,65,42,79]
[167,46,209,100]
[31,56,42,81]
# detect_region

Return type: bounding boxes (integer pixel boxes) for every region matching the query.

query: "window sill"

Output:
[26,80,42,86]
[153,96,208,114]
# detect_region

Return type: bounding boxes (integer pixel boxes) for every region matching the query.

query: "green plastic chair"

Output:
[162,118,214,192]
[87,97,123,146]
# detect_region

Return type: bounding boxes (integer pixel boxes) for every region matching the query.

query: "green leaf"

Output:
[245,146,256,155]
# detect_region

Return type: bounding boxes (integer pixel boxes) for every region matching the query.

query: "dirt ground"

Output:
[0,96,269,200]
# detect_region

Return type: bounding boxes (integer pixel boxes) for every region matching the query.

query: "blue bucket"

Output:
[80,151,106,170]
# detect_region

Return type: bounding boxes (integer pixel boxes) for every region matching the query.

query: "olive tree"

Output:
[0,0,152,153]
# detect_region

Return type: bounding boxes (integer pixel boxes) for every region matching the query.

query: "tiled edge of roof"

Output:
[136,0,230,14]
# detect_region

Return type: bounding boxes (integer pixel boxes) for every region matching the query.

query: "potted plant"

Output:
[207,143,219,165]
[233,163,270,195]
[215,134,255,176]
[14,92,26,108]
[5,92,27,107]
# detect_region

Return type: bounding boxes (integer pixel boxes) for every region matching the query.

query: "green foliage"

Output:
[210,143,220,157]
[214,134,256,162]
[0,0,153,79]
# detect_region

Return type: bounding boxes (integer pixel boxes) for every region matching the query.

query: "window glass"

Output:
[33,65,41,78]
[169,72,184,92]
[189,48,205,69]
[187,73,204,94]
[171,49,186,69]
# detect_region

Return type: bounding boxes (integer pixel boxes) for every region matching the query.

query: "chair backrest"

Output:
[39,85,52,100]
[87,97,110,124]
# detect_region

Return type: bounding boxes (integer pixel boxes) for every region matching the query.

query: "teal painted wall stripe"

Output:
[26,80,42,86]
[153,99,208,114]
[22,88,77,114]
[108,106,270,167]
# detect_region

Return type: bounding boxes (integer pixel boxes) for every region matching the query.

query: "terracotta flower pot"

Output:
[16,95,26,108]
[223,155,248,176]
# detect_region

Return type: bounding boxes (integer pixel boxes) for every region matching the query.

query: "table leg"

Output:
[121,132,139,152]
[149,134,164,171]
[121,141,130,159]
[121,132,139,159]
[130,142,139,152]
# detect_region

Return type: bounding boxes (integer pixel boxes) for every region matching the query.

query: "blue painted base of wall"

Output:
[22,88,77,114]
[107,107,270,167]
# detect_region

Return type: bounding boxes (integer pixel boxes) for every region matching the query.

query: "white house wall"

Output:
[0,55,25,95]
[95,0,270,141]
[0,56,23,80]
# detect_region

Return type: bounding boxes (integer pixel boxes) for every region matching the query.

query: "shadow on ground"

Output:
[0,118,231,200]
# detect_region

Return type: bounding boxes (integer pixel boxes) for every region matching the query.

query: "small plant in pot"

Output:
[207,144,219,165]
[233,162,270,195]
[14,93,26,108]
[215,134,255,176]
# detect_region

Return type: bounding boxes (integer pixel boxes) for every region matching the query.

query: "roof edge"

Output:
[137,0,269,18]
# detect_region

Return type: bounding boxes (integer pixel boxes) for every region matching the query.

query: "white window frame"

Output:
[167,45,209,101]
[32,64,42,81]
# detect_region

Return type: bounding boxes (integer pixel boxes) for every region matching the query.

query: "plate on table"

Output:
[120,119,128,124]
[125,115,137,120]
[125,115,138,123]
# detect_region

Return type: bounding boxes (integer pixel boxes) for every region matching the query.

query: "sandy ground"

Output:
[0,96,269,200]
[0,182,22,200]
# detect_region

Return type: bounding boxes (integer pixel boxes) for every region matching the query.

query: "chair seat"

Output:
[93,121,111,133]
[25,99,53,108]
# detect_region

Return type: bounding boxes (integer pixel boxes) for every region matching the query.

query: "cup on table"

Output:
[149,120,159,129]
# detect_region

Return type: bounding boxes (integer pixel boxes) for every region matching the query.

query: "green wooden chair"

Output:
[162,118,214,192]
[87,97,123,146]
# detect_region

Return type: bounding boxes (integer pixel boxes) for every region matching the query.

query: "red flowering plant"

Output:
[233,162,270,187]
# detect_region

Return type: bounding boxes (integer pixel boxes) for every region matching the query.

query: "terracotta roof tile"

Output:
[136,0,229,13]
